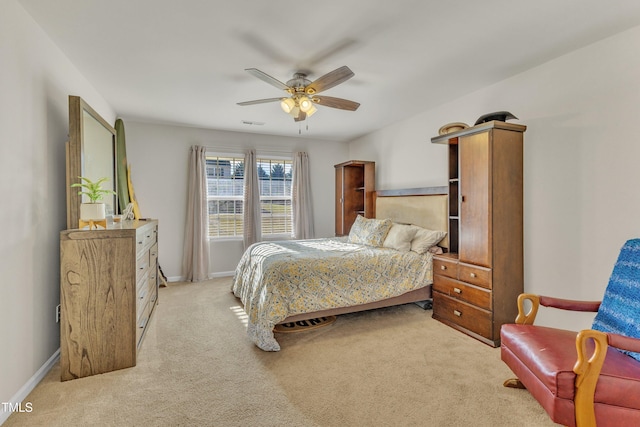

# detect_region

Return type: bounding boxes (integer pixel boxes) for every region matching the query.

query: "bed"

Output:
[231,187,449,351]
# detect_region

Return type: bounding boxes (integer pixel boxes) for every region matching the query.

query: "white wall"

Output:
[5,0,640,416]
[0,0,116,421]
[349,25,640,331]
[123,121,348,279]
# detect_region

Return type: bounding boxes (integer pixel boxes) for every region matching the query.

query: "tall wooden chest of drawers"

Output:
[431,121,525,347]
[59,220,159,380]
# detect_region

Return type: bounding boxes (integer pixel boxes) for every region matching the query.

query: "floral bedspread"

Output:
[231,237,433,351]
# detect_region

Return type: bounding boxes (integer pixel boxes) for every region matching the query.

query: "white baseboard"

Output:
[0,349,60,425]
[209,271,234,278]
[166,272,233,282]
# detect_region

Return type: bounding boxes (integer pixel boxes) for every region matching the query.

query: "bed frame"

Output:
[281,186,448,323]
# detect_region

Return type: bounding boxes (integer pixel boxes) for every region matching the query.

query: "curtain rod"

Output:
[203,144,296,157]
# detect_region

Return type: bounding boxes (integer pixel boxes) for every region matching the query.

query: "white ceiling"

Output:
[17,0,640,142]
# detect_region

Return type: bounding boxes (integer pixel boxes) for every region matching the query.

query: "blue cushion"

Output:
[592,239,640,362]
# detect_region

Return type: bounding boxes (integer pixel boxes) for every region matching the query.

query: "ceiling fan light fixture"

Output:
[288,105,301,119]
[280,97,296,113]
[299,96,313,112]
[306,104,317,117]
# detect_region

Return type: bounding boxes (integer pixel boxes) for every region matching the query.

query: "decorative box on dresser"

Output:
[334,160,375,236]
[431,121,526,347]
[59,219,159,381]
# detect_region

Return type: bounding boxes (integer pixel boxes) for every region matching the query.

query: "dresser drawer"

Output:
[433,257,458,279]
[149,242,158,270]
[136,299,152,348]
[136,225,157,255]
[136,228,147,255]
[143,225,157,248]
[136,250,149,282]
[433,275,491,310]
[458,263,492,289]
[146,272,157,305]
[148,264,157,289]
[136,281,151,318]
[433,293,492,338]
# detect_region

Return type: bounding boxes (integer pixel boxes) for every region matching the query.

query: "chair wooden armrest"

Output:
[573,330,640,427]
[515,293,602,325]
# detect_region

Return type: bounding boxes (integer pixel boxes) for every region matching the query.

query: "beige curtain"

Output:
[181,145,210,282]
[243,149,261,249]
[292,151,315,239]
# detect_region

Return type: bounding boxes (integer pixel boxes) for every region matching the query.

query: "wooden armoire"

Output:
[431,121,526,347]
[334,160,375,236]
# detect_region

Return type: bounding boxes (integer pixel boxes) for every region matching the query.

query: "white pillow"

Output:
[383,223,418,252]
[410,227,447,254]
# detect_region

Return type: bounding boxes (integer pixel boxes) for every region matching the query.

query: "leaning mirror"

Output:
[66,96,117,229]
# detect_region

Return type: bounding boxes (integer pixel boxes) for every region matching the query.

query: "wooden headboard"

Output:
[374,186,449,249]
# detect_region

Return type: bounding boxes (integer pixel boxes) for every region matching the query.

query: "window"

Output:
[206,156,244,238]
[257,158,293,236]
[206,154,293,238]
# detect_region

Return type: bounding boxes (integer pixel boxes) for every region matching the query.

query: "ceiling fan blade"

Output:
[294,111,307,122]
[312,96,360,111]
[305,66,355,95]
[237,97,283,106]
[238,32,292,65]
[299,38,358,70]
[245,68,291,92]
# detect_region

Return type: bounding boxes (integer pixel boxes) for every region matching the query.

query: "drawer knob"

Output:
[454,310,462,317]
[453,287,462,294]
[440,265,447,270]
[470,272,477,278]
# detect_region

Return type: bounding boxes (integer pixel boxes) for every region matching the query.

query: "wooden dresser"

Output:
[59,219,159,380]
[431,121,526,347]
[334,160,375,236]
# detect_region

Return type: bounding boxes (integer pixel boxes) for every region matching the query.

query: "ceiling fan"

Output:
[237,65,360,122]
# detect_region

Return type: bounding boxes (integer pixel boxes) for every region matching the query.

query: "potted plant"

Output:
[71,176,116,221]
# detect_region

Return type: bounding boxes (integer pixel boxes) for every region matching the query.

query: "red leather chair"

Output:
[501,240,640,427]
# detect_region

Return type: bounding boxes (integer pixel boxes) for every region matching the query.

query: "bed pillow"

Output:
[410,226,447,254]
[383,223,418,252]
[348,216,392,247]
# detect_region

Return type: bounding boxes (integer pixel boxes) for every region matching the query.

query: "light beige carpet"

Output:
[5,278,555,426]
